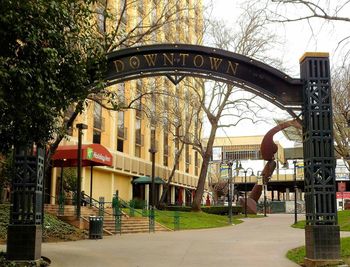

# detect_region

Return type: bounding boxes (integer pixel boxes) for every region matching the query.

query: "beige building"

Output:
[208,135,304,202]
[49,0,205,206]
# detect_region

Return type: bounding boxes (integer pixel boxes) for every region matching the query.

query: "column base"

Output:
[304,258,344,267]
[305,225,341,266]
[7,224,42,261]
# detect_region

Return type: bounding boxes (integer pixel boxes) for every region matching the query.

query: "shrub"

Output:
[201,206,242,215]
[131,199,146,209]
[164,206,192,212]
[0,204,84,242]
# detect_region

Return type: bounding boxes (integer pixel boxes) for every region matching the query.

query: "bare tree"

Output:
[264,0,350,62]
[47,0,200,163]
[332,65,350,171]
[263,0,350,169]
[190,82,265,210]
[267,1,350,23]
[207,162,228,205]
[190,5,282,211]
[149,79,203,207]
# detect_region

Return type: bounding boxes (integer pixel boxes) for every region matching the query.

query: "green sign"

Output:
[87,147,94,159]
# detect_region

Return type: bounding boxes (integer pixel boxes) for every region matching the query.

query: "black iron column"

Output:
[227,161,233,224]
[7,145,44,260]
[263,183,267,217]
[90,165,93,207]
[241,167,254,218]
[58,163,64,215]
[293,160,298,224]
[149,125,157,208]
[300,53,341,265]
[244,171,248,218]
[76,123,88,219]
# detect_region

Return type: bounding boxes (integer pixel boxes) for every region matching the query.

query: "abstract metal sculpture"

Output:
[246,120,301,213]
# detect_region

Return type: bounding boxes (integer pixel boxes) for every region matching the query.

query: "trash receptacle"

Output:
[89,216,103,239]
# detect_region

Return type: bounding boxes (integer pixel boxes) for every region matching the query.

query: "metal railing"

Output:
[47,193,181,232]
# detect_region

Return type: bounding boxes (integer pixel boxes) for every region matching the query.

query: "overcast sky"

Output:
[202,0,350,147]
[205,0,350,75]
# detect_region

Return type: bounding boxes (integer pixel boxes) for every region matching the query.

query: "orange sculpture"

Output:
[243,119,301,214]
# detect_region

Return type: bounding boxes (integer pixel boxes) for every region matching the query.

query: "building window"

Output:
[117,111,126,139]
[93,130,101,144]
[117,139,124,152]
[135,146,141,158]
[163,124,169,166]
[135,80,142,118]
[185,144,190,173]
[195,152,199,176]
[224,150,261,161]
[96,1,106,34]
[117,83,125,104]
[93,102,102,144]
[135,118,142,157]
[93,102,102,129]
[117,0,127,26]
[117,111,126,152]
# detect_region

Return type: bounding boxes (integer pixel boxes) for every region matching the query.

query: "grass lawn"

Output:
[154,210,244,230]
[288,210,350,265]
[122,208,262,230]
[292,210,350,231]
[287,237,350,266]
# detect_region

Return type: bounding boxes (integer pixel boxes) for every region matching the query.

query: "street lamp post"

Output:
[257,170,267,217]
[76,123,88,219]
[242,167,254,218]
[263,182,267,217]
[149,125,157,208]
[227,161,233,224]
[293,160,298,224]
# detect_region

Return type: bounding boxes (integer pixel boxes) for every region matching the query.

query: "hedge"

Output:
[163,205,242,215]
[164,206,192,212]
[201,206,242,215]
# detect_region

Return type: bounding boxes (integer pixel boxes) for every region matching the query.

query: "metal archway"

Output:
[106,44,340,262]
[106,44,303,113]
[8,43,338,263]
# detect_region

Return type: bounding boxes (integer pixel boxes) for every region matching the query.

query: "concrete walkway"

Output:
[6,214,309,267]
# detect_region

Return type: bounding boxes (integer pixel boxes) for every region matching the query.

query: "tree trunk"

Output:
[191,124,217,211]
[158,142,185,207]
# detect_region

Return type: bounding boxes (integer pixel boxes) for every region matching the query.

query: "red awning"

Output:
[52,144,113,167]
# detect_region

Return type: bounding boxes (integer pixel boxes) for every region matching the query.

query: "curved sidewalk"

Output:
[41,214,305,267]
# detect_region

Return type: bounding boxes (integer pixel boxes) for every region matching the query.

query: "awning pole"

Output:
[60,164,64,203]
[76,123,88,219]
[90,165,93,207]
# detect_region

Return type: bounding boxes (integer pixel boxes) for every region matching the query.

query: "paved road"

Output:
[13,214,309,267]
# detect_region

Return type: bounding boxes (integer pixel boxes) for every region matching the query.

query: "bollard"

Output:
[99,197,104,217]
[115,210,122,235]
[129,199,135,217]
[174,211,180,231]
[142,203,148,217]
[149,206,155,233]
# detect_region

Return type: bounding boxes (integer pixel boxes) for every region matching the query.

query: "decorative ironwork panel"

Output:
[301,54,337,225]
[10,146,44,225]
